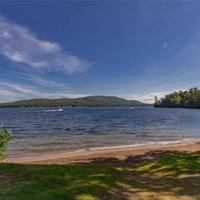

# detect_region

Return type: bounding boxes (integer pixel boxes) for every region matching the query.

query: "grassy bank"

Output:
[0,151,200,200]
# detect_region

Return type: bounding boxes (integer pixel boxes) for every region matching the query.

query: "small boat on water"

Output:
[58,108,63,111]
[45,107,64,112]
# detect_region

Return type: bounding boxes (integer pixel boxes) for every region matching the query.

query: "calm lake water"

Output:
[0,106,200,158]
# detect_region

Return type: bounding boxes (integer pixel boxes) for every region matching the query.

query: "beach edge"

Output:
[7,141,200,164]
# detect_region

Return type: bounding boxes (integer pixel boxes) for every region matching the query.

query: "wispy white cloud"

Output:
[0,16,90,74]
[29,77,70,89]
[0,70,70,89]
[162,42,168,48]
[0,81,87,103]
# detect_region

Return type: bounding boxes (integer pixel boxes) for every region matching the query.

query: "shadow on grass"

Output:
[0,150,200,200]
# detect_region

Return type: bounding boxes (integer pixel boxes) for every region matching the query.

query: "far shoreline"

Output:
[7,140,200,165]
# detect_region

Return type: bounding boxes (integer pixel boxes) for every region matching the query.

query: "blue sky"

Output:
[0,1,200,103]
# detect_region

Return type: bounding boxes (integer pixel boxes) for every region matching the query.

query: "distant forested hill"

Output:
[154,88,200,108]
[0,96,146,107]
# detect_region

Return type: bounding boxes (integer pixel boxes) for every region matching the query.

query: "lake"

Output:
[0,106,200,158]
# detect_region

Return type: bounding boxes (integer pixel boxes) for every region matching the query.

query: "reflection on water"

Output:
[0,106,200,158]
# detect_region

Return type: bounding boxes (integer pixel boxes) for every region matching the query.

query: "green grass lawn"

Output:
[0,151,200,200]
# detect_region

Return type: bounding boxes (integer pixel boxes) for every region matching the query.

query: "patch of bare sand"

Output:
[7,142,200,164]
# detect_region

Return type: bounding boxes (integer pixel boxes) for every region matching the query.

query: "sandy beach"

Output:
[8,140,200,164]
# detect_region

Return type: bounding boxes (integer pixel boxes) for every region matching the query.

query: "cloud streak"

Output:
[29,77,70,89]
[0,81,88,103]
[162,42,168,48]
[0,16,90,74]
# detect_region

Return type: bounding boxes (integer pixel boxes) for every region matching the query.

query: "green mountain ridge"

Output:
[0,96,147,107]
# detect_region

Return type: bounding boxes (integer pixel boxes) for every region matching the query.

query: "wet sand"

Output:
[7,141,200,164]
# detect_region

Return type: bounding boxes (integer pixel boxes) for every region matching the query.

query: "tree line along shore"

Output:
[154,88,200,108]
[0,96,146,108]
[1,88,200,108]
